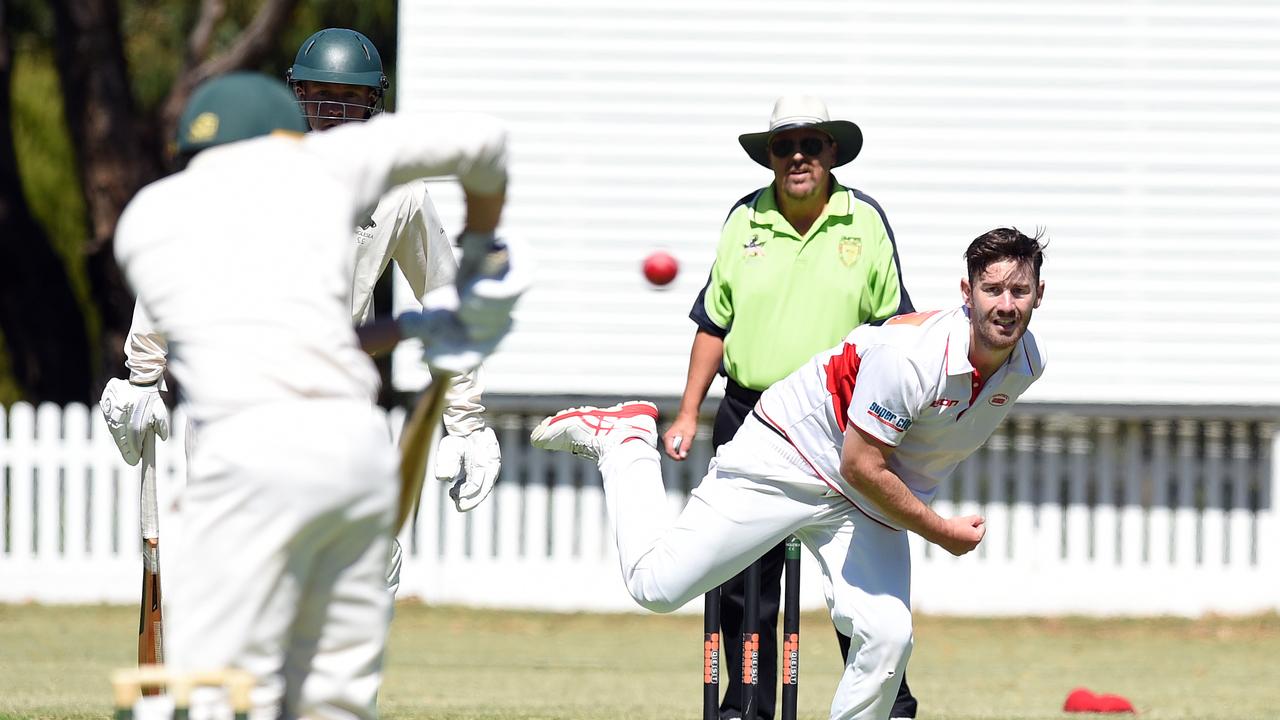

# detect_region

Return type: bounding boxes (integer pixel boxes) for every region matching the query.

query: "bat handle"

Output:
[140,432,160,542]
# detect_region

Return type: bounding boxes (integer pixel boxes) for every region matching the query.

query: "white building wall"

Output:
[393,0,1280,404]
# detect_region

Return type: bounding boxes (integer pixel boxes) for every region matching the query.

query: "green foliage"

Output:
[117,0,400,113]
[9,44,98,369]
[2,1,402,401]
[10,47,92,310]
[121,1,198,112]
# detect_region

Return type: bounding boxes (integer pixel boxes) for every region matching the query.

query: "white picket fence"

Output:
[1,401,1276,616]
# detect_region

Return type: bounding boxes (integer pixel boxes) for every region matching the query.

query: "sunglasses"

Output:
[769,136,830,158]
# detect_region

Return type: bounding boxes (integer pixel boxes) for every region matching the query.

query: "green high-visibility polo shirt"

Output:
[690,181,913,391]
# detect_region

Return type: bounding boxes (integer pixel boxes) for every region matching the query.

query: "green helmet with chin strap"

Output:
[286,28,389,122]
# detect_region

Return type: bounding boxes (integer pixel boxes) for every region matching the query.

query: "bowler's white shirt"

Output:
[115,113,506,425]
[755,306,1047,529]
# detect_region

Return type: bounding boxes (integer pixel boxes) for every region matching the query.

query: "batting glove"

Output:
[98,377,170,466]
[396,308,501,375]
[456,233,532,343]
[434,427,502,512]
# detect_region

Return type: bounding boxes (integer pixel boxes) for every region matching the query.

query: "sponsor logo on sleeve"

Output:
[989,393,1010,406]
[867,401,912,432]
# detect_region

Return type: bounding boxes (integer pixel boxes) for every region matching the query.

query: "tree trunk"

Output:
[49,0,162,390]
[49,0,302,390]
[0,2,91,403]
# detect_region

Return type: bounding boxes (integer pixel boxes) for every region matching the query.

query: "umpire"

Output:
[662,95,917,720]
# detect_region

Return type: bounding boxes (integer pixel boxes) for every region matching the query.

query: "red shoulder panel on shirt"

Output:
[823,343,861,433]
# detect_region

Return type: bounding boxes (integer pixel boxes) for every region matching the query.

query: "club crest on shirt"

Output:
[837,236,862,267]
[355,215,376,245]
[743,235,766,258]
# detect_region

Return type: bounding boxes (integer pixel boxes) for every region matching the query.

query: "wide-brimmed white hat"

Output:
[738,95,863,168]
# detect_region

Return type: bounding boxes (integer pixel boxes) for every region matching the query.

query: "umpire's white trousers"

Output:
[598,415,913,720]
[167,399,398,720]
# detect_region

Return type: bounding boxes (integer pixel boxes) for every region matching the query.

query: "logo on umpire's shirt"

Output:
[837,236,862,267]
[989,394,1010,406]
[867,402,912,432]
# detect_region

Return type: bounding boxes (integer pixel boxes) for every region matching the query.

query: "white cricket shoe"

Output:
[530,401,659,460]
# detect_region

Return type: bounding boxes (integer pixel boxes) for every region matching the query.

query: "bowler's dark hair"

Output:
[964,227,1047,282]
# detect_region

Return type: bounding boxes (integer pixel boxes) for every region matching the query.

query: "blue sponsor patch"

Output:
[867,401,912,432]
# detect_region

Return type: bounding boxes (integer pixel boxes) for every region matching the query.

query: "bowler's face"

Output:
[768,129,837,202]
[962,259,1044,352]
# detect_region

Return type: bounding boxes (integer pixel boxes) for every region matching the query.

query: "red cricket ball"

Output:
[643,251,679,286]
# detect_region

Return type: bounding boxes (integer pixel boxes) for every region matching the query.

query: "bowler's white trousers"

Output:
[166,399,398,720]
[599,414,913,720]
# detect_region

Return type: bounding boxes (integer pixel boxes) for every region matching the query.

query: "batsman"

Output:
[111,69,521,719]
[100,29,499,606]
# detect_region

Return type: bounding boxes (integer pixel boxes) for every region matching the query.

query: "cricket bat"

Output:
[394,231,509,534]
[394,370,453,534]
[138,432,164,673]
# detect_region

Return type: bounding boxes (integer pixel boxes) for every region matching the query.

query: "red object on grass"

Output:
[643,251,679,286]
[1063,687,1135,714]
[1095,694,1136,713]
[1064,688,1098,712]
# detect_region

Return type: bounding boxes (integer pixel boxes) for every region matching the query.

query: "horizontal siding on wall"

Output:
[393,0,1280,404]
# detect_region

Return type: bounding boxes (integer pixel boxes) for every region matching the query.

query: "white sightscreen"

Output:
[392,0,1280,405]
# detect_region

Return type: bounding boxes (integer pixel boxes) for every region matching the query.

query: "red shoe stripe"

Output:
[549,403,657,426]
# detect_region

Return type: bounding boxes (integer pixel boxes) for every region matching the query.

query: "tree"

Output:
[49,0,300,393]
[0,0,91,403]
[2,0,397,404]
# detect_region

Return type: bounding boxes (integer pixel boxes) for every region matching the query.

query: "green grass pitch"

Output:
[1,604,1277,719]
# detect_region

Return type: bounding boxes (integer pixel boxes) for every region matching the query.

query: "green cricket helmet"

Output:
[285,28,389,126]
[175,72,307,156]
